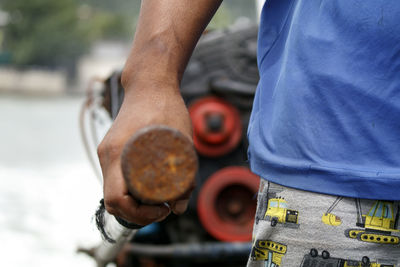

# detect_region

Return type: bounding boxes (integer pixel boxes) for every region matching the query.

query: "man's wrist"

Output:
[121,41,182,92]
[121,70,181,99]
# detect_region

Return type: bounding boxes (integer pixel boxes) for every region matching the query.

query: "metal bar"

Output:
[87,126,198,266]
[93,211,137,267]
[123,242,252,260]
[121,125,198,204]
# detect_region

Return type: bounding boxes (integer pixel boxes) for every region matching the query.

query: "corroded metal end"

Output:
[121,125,198,204]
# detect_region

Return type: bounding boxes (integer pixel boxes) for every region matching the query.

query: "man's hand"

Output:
[97,82,193,225]
[97,0,222,226]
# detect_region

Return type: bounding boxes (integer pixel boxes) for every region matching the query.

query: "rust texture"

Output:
[121,125,198,204]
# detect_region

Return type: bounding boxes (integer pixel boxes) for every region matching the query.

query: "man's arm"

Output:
[97,0,222,225]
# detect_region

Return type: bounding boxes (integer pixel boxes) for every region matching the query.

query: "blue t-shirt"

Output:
[248,0,400,200]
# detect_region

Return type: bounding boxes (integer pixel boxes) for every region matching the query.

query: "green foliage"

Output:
[208,5,233,29]
[2,0,89,68]
[78,0,141,42]
[225,0,257,22]
[208,0,257,29]
[1,0,140,69]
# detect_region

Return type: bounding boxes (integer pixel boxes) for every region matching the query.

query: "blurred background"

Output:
[0,1,258,266]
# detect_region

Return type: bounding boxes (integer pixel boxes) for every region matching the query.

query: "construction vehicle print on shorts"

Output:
[321,197,400,245]
[346,200,400,245]
[322,196,344,226]
[300,248,397,267]
[251,239,287,267]
[263,197,300,228]
[254,182,284,225]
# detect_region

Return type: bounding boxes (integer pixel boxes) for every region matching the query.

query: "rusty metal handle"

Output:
[121,125,198,204]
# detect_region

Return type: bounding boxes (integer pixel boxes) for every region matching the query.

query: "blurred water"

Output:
[0,94,102,267]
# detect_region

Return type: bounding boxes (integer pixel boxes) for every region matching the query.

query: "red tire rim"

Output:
[189,97,242,157]
[197,166,259,242]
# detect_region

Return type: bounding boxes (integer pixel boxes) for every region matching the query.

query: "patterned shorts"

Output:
[247,179,400,267]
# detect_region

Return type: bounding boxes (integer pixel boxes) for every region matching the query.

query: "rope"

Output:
[79,78,104,183]
[95,199,117,243]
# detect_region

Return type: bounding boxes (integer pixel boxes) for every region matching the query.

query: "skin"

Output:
[97,0,223,225]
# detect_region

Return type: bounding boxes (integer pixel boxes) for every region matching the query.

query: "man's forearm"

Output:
[121,0,222,90]
[99,0,222,225]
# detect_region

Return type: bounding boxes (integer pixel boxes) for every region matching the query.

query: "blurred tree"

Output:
[79,0,141,41]
[209,0,256,29]
[226,0,257,21]
[2,0,90,71]
[1,0,139,72]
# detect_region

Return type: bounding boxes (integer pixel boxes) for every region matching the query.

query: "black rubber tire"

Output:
[322,250,330,259]
[310,248,318,258]
[271,218,278,227]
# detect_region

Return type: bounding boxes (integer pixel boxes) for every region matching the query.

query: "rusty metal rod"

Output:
[121,125,198,204]
[91,125,198,266]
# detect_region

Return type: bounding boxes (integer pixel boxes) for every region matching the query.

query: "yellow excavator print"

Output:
[264,197,299,228]
[321,197,400,244]
[346,200,400,244]
[251,239,287,267]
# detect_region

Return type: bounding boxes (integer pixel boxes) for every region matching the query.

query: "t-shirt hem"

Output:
[250,157,400,201]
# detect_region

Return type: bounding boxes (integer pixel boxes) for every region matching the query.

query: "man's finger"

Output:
[170,199,190,215]
[169,181,194,215]
[103,162,171,225]
[116,195,171,225]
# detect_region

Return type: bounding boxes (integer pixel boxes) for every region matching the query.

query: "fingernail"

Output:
[174,200,188,214]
